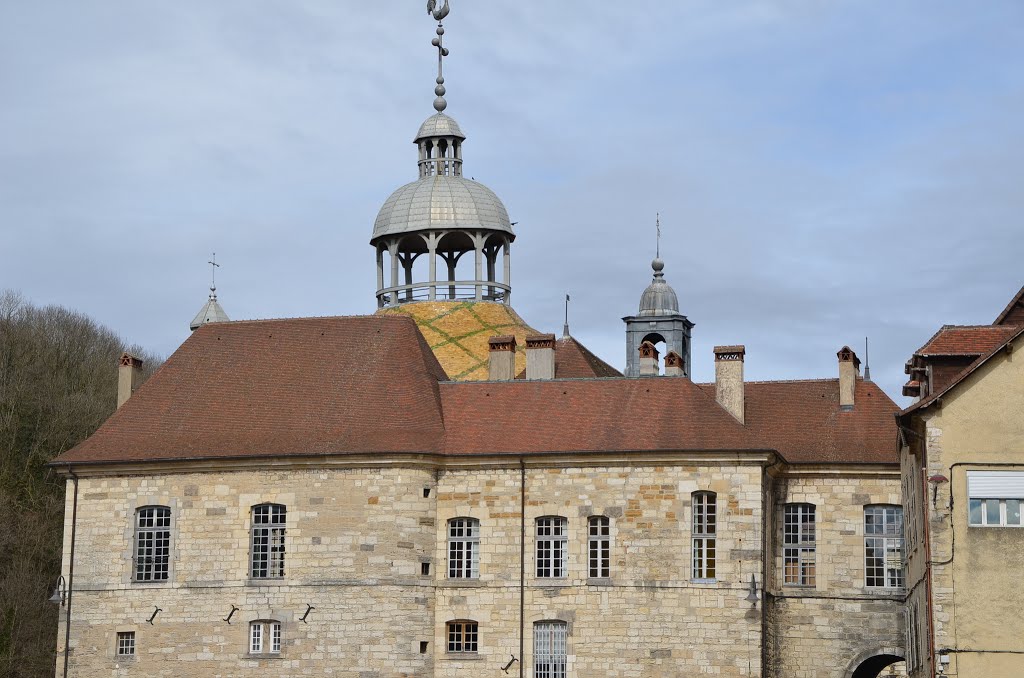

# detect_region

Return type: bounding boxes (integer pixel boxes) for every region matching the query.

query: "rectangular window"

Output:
[251,504,286,578]
[134,506,171,582]
[250,620,281,654]
[588,516,610,579]
[446,620,479,653]
[692,492,716,580]
[536,517,568,578]
[968,471,1024,527]
[534,621,567,678]
[250,622,263,654]
[448,518,480,579]
[116,631,135,656]
[864,505,904,588]
[783,503,816,586]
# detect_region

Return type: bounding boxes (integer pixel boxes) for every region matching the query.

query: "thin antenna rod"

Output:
[864,336,871,381]
[656,213,661,259]
[563,294,571,338]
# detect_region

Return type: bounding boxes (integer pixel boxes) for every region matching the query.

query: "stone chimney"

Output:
[838,346,861,410]
[525,334,556,380]
[488,335,517,381]
[638,341,659,376]
[117,353,144,409]
[714,345,745,423]
[664,350,684,377]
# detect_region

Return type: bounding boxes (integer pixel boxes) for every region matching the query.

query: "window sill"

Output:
[586,578,614,587]
[441,579,484,587]
[690,578,718,585]
[535,579,571,587]
[246,578,286,587]
[131,579,171,586]
[442,653,483,661]
[246,653,283,660]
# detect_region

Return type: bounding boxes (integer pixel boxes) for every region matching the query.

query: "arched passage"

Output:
[845,649,906,678]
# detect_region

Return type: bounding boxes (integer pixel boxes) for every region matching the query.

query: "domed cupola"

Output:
[371,4,515,308]
[622,231,694,377]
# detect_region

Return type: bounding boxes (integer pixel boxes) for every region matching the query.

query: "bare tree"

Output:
[0,290,160,677]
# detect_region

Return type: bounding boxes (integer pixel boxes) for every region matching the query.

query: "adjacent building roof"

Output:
[53,316,899,467]
[914,325,1017,356]
[515,335,623,380]
[994,284,1024,326]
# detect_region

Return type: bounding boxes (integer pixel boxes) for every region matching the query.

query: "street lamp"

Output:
[49,576,67,607]
[744,574,759,606]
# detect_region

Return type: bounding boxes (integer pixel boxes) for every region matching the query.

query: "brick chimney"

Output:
[525,334,556,380]
[664,350,684,377]
[488,336,517,381]
[117,353,144,409]
[838,346,861,410]
[714,346,745,423]
[638,341,659,376]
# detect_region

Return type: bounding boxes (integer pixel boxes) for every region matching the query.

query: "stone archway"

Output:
[844,647,906,678]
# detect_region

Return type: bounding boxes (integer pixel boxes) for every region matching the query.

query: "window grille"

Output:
[783,503,816,586]
[446,620,479,653]
[536,517,568,578]
[691,492,716,580]
[251,504,286,579]
[864,505,904,588]
[448,518,480,579]
[533,621,567,678]
[134,506,171,582]
[588,516,610,578]
[116,631,135,656]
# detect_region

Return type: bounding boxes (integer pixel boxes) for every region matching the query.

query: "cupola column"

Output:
[473,233,484,301]
[427,233,438,301]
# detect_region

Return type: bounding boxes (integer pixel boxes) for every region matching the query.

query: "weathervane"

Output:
[208,252,220,299]
[427,0,452,112]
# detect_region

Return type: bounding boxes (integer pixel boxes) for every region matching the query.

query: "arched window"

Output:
[691,492,716,580]
[535,516,568,578]
[249,619,282,655]
[250,504,286,579]
[864,504,904,588]
[134,505,171,582]
[783,503,816,586]
[533,621,567,678]
[446,619,479,654]
[447,518,480,579]
[587,516,610,578]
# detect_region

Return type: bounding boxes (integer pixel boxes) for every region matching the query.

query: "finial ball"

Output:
[652,257,665,273]
[437,26,444,35]
[432,37,440,46]
[441,48,449,57]
[435,84,446,96]
[433,96,448,112]
[436,76,445,85]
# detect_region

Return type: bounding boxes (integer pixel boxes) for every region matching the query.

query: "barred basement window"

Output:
[249,620,282,654]
[783,503,816,586]
[250,504,286,579]
[133,506,171,582]
[691,492,716,580]
[446,620,479,653]
[448,518,480,579]
[536,517,568,578]
[864,505,904,588]
[588,516,610,578]
[533,621,567,678]
[116,631,135,656]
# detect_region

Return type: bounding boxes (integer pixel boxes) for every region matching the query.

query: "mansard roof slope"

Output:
[54,316,449,465]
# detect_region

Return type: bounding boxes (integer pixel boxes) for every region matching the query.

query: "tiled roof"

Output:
[515,336,623,380]
[54,316,899,467]
[914,325,1017,356]
[54,316,448,464]
[994,284,1024,326]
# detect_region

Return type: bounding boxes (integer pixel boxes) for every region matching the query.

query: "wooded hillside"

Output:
[0,291,159,677]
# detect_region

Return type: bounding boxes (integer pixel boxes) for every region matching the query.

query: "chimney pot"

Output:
[525,333,556,380]
[638,341,659,376]
[664,350,684,377]
[714,345,745,423]
[488,335,517,381]
[117,353,144,408]
[838,346,860,410]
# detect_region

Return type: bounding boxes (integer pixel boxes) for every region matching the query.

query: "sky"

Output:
[2,1,1022,403]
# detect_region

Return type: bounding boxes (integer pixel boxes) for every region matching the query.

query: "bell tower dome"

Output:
[623,256,694,377]
[371,5,515,308]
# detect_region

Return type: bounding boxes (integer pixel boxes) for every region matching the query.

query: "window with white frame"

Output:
[446,620,478,653]
[692,492,717,580]
[864,505,904,588]
[533,621,567,678]
[134,506,171,582]
[250,504,286,579]
[783,503,816,586]
[968,471,1024,527]
[448,518,480,579]
[116,631,135,656]
[906,600,920,671]
[536,517,568,578]
[588,516,610,579]
[249,620,282,655]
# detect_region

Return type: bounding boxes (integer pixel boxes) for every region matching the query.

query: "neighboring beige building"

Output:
[899,286,1024,678]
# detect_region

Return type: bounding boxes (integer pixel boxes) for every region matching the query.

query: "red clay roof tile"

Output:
[914,325,1017,356]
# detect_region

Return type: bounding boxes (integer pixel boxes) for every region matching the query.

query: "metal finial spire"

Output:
[207,253,220,299]
[564,293,571,338]
[427,1,452,112]
[656,213,661,259]
[864,336,872,381]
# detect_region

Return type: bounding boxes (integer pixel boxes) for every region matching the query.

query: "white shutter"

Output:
[968,471,1024,499]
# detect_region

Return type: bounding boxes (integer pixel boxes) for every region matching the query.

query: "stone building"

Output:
[899,286,1024,678]
[51,5,911,677]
